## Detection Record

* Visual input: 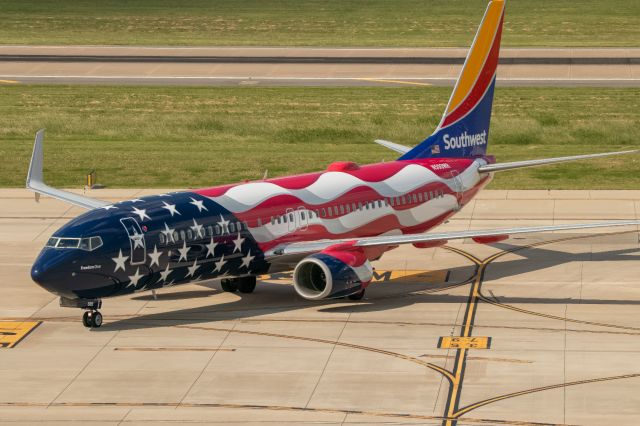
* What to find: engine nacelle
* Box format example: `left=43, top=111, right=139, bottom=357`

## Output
left=293, top=248, right=373, bottom=300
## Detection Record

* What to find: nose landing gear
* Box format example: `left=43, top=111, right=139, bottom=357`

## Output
left=60, top=297, right=104, bottom=329
left=82, top=310, right=103, bottom=328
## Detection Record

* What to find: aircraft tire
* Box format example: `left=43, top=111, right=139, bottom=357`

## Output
left=91, top=311, right=103, bottom=328
left=82, top=311, right=91, bottom=328
left=221, top=279, right=238, bottom=292
left=238, top=276, right=257, bottom=294
left=347, top=289, right=366, bottom=301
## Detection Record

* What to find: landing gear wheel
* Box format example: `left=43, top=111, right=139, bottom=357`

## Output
left=91, top=311, right=103, bottom=328
left=82, top=310, right=103, bottom=328
left=348, top=289, right=366, bottom=301
left=221, top=279, right=238, bottom=292
left=238, top=276, right=257, bottom=294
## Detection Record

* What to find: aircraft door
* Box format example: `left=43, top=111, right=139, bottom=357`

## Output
left=120, top=217, right=147, bottom=265
left=450, top=170, right=464, bottom=211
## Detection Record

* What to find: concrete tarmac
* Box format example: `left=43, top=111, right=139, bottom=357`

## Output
left=1, top=46, right=639, bottom=87
left=1, top=188, right=640, bottom=425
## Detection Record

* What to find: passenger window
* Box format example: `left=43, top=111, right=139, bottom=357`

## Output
left=333, top=206, right=339, bottom=215
left=345, top=204, right=351, bottom=213
left=339, top=205, right=344, bottom=215
left=289, top=213, right=294, bottom=222
left=413, top=194, right=418, bottom=203
left=418, top=192, right=423, bottom=202
left=358, top=202, right=363, bottom=210
left=159, top=233, right=166, bottom=245
left=237, top=222, right=243, bottom=231
left=300, top=211, right=306, bottom=220
left=378, top=200, right=383, bottom=208
left=257, top=218, right=262, bottom=227
left=179, top=230, right=186, bottom=241
left=271, top=216, right=276, bottom=225
left=187, top=229, right=193, bottom=240
left=215, top=225, right=221, bottom=235
left=229, top=222, right=236, bottom=233
left=321, top=208, right=326, bottom=217
left=282, top=215, right=287, bottom=223
left=173, top=231, right=179, bottom=242
left=389, top=198, right=395, bottom=206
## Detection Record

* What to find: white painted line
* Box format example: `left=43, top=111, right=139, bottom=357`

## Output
left=1, top=75, right=639, bottom=82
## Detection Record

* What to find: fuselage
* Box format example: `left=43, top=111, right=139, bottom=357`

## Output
left=30, top=157, right=493, bottom=300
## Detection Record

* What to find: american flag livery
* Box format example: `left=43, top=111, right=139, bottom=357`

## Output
left=195, top=158, right=492, bottom=254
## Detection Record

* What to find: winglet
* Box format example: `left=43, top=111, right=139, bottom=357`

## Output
left=26, top=129, right=45, bottom=202
left=374, top=139, right=411, bottom=155
left=25, top=130, right=110, bottom=210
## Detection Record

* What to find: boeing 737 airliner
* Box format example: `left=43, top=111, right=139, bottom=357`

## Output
left=28, top=0, right=639, bottom=328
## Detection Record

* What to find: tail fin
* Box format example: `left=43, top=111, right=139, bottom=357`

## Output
left=399, top=0, right=505, bottom=160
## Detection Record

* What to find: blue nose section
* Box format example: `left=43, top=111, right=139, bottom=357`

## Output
left=31, top=249, right=77, bottom=298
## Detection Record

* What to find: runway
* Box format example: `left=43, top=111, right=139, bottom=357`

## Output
left=1, top=46, right=639, bottom=87
left=2, top=188, right=640, bottom=425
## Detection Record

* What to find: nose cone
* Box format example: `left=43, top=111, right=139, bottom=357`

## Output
left=31, top=249, right=77, bottom=298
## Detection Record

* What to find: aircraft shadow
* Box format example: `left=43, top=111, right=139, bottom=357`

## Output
left=102, top=239, right=640, bottom=331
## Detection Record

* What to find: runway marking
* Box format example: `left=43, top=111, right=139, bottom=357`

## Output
left=0, top=321, right=41, bottom=348
left=356, top=78, right=433, bottom=86
left=439, top=336, right=491, bottom=349
left=1, top=74, right=639, bottom=82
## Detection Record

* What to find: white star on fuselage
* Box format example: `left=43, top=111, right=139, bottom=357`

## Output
left=217, top=214, right=230, bottom=235
left=112, top=249, right=129, bottom=272
left=186, top=260, right=199, bottom=278
left=127, top=268, right=144, bottom=288
left=213, top=254, right=227, bottom=273
left=131, top=207, right=150, bottom=221
left=232, top=233, right=245, bottom=253
left=240, top=250, right=255, bottom=269
left=178, top=241, right=190, bottom=262
left=159, top=264, right=172, bottom=282
left=205, top=237, right=217, bottom=258
left=161, top=201, right=181, bottom=217
left=190, top=197, right=208, bottom=212
left=130, top=232, right=144, bottom=249
left=161, top=223, right=175, bottom=243
left=148, top=245, right=162, bottom=267
left=102, top=204, right=117, bottom=211
left=191, top=219, right=204, bottom=239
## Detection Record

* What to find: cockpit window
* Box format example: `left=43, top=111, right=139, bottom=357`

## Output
left=57, top=238, right=80, bottom=248
left=45, top=236, right=103, bottom=251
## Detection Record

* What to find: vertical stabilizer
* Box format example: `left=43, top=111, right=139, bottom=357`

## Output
left=399, top=0, right=505, bottom=160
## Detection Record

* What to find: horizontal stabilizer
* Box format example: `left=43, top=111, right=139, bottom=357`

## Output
left=374, top=139, right=411, bottom=154
left=478, top=150, right=639, bottom=173
left=26, top=130, right=110, bottom=210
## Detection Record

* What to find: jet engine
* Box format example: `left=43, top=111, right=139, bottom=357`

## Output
left=293, top=247, right=373, bottom=300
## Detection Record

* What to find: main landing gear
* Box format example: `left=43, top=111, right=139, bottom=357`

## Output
left=220, top=276, right=257, bottom=294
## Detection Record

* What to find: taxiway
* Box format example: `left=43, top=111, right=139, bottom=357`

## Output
left=1, top=189, right=640, bottom=425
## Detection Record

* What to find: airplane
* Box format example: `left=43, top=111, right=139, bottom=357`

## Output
left=28, top=0, right=640, bottom=328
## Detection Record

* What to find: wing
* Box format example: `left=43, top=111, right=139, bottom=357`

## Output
left=26, top=129, right=110, bottom=210
left=265, top=220, right=640, bottom=258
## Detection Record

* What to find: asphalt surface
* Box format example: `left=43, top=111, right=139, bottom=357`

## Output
left=2, top=189, right=640, bottom=425
left=1, top=46, right=639, bottom=87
